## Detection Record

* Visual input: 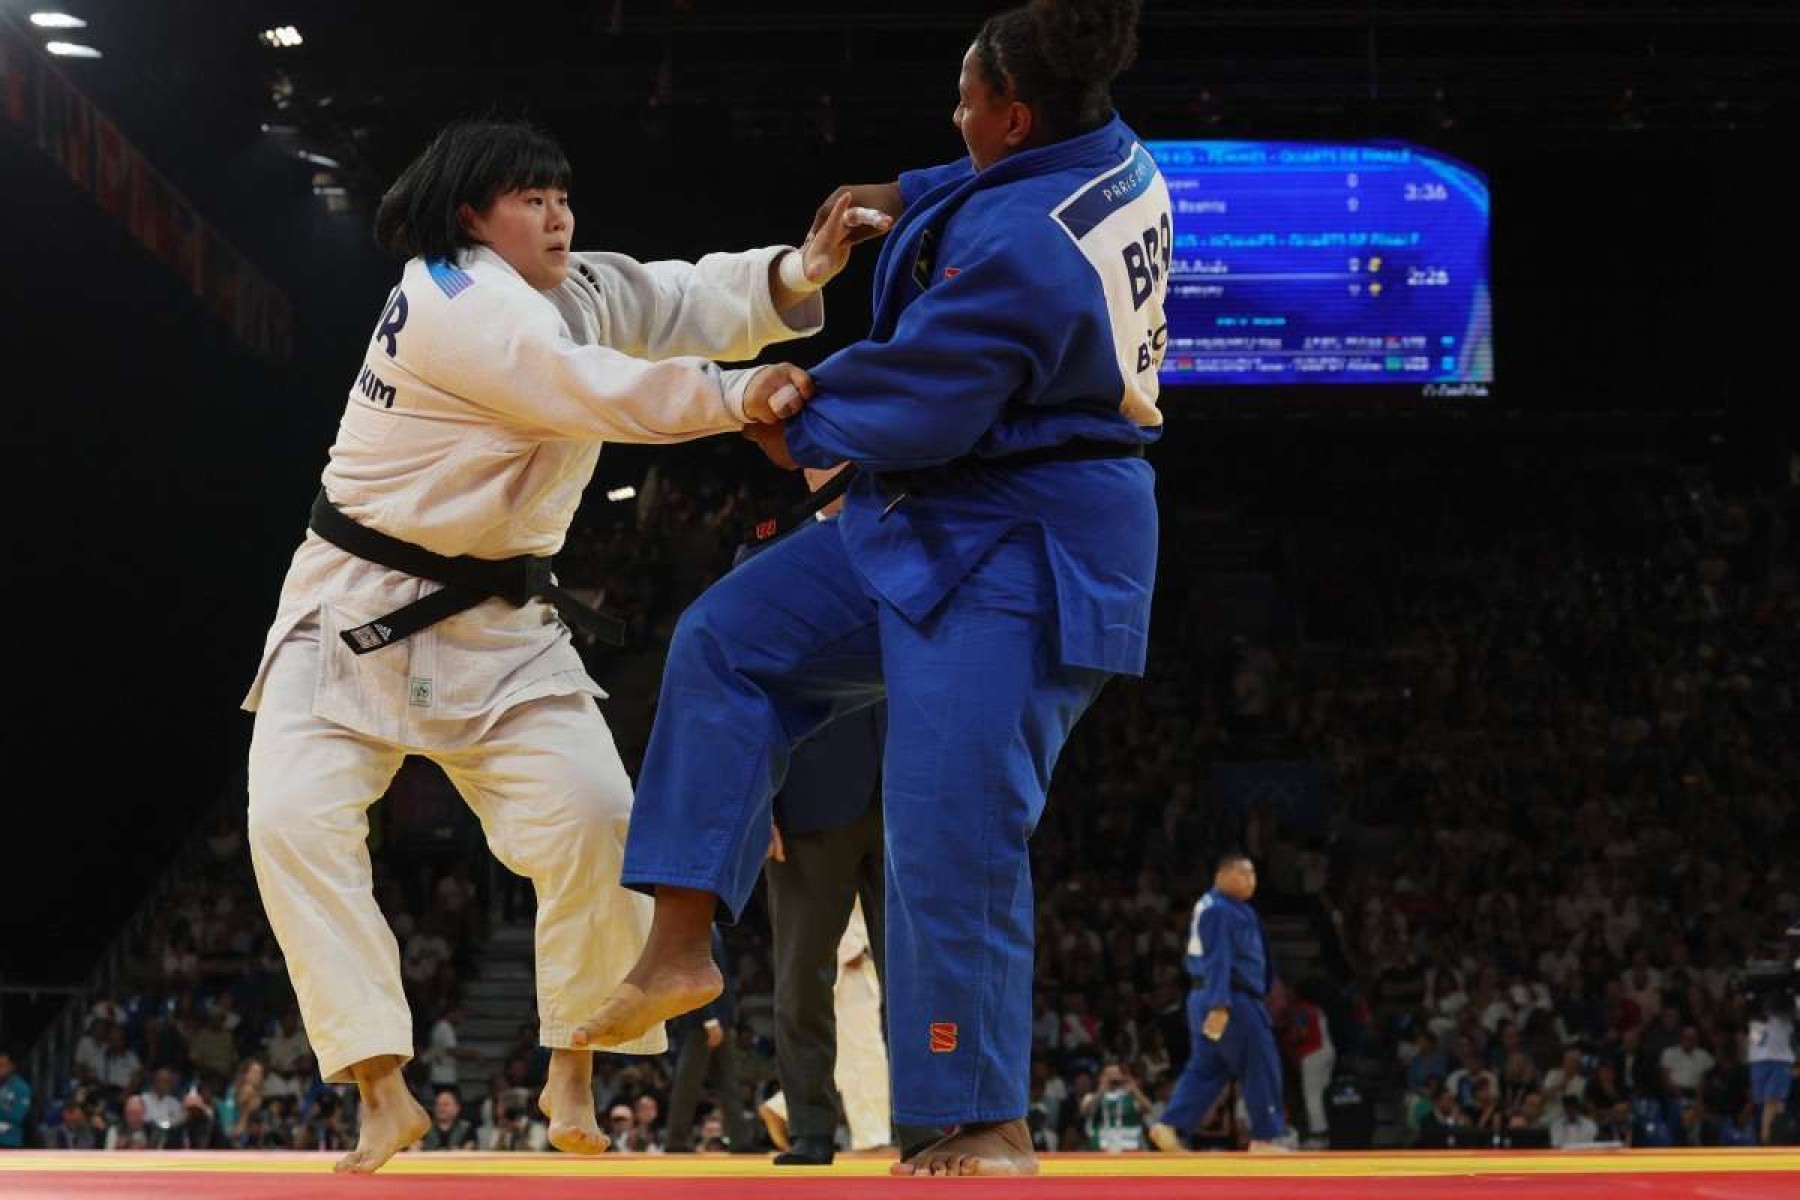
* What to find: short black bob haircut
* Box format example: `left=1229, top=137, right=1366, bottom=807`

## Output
left=373, top=120, right=572, bottom=262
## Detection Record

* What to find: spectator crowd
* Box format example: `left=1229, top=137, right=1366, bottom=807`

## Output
left=8, top=450, right=1796, bottom=1154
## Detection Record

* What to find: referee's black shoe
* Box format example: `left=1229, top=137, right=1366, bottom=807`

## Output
left=772, top=1134, right=836, bottom=1166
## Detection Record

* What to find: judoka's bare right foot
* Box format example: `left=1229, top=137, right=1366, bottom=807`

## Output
left=573, top=886, right=721, bottom=1047
left=1148, top=1122, right=1185, bottom=1152
left=335, top=1056, right=429, bottom=1174
left=539, top=1048, right=610, bottom=1155
left=891, top=1119, right=1038, bottom=1177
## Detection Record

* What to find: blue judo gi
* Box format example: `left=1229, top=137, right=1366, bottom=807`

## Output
left=1161, top=889, right=1288, bottom=1141
left=622, top=114, right=1172, bottom=1127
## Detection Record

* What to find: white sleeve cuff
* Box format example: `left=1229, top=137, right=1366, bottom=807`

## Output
left=719, top=365, right=762, bottom=425
left=777, top=248, right=823, bottom=296
left=762, top=248, right=825, bottom=335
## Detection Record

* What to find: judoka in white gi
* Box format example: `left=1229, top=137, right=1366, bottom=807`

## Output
left=242, top=120, right=886, bottom=1173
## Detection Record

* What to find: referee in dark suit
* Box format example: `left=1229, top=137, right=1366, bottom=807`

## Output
left=766, top=704, right=917, bottom=1164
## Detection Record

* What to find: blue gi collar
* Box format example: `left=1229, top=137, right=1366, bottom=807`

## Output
left=970, top=112, right=1133, bottom=186
left=871, top=114, right=1136, bottom=335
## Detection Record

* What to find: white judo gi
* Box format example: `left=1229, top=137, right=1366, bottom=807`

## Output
left=243, top=243, right=821, bottom=1083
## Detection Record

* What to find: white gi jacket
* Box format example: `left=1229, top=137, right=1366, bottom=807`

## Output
left=244, top=243, right=822, bottom=748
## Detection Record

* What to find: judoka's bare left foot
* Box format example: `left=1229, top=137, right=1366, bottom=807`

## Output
left=573, top=885, right=721, bottom=1048
left=539, top=1048, right=609, bottom=1155
left=890, top=1119, right=1038, bottom=1177
left=335, top=1055, right=429, bottom=1174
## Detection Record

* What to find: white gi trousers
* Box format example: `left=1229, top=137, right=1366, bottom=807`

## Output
left=248, top=619, right=663, bottom=1083
left=1300, top=1045, right=1336, bottom=1135
left=832, top=949, right=892, bottom=1150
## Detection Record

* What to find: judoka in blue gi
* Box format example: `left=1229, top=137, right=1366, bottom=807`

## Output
left=1149, top=852, right=1292, bottom=1152
left=575, top=0, right=1166, bottom=1176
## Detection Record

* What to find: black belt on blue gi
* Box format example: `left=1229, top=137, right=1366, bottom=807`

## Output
left=1193, top=980, right=1267, bottom=1001
left=742, top=437, right=1147, bottom=551
left=307, top=491, right=628, bottom=655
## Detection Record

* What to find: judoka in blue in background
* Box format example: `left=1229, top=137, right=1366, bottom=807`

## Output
left=1150, top=853, right=1291, bottom=1151
left=578, top=0, right=1169, bottom=1177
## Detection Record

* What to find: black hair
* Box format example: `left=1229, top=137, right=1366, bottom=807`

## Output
left=374, top=120, right=572, bottom=261
left=1215, top=848, right=1252, bottom=874
left=974, top=0, right=1142, bottom=142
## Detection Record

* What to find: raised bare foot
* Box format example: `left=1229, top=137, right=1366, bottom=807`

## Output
left=1147, top=1121, right=1184, bottom=1152
left=334, top=1078, right=428, bottom=1173
left=890, top=1119, right=1037, bottom=1177
left=573, top=962, right=721, bottom=1048
left=539, top=1047, right=609, bottom=1155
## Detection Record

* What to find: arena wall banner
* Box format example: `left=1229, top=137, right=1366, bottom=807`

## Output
left=0, top=15, right=294, bottom=363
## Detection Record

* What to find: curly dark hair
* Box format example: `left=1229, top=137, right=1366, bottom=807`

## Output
left=974, top=0, right=1143, bottom=142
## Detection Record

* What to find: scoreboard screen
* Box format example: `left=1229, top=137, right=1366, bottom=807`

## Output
left=1148, top=140, right=1493, bottom=391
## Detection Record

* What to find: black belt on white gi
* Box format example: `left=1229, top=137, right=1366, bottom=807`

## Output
left=307, top=491, right=628, bottom=655
left=741, top=437, right=1147, bottom=552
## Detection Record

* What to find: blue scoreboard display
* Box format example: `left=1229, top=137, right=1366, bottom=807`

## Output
left=1148, top=140, right=1493, bottom=392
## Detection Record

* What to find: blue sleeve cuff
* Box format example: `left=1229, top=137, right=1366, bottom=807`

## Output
left=783, top=411, right=842, bottom=470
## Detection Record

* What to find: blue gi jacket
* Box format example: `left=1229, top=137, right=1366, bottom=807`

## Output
left=1186, top=889, right=1273, bottom=1012
left=786, top=115, right=1171, bottom=675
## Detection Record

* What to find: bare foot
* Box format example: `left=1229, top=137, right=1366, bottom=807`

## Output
left=573, top=966, right=721, bottom=1048
left=759, top=1100, right=791, bottom=1152
left=539, top=1048, right=609, bottom=1155
left=1148, top=1121, right=1184, bottom=1152
left=1248, top=1138, right=1295, bottom=1153
left=890, top=1119, right=1037, bottom=1177
left=574, top=887, right=722, bottom=1048
left=334, top=1057, right=429, bottom=1175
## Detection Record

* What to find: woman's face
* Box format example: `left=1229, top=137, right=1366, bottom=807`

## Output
left=953, top=44, right=1028, bottom=171
left=462, top=187, right=574, bottom=290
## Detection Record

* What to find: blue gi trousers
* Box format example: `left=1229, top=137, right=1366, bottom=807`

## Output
left=1161, top=991, right=1288, bottom=1141
left=622, top=518, right=1107, bottom=1126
